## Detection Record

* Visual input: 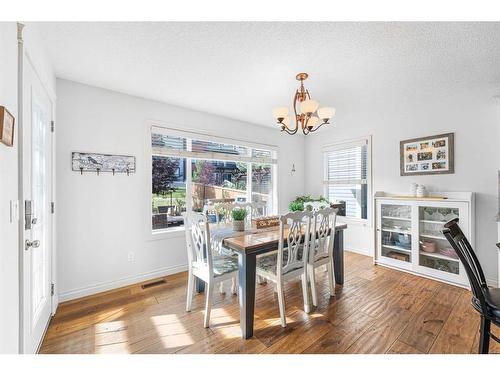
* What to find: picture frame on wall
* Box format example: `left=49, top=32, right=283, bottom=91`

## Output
left=400, top=132, right=454, bottom=176
left=0, top=106, right=15, bottom=147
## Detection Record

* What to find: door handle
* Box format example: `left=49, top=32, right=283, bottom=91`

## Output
left=25, top=239, right=40, bottom=250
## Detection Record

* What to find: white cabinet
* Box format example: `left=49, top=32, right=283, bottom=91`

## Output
left=374, top=192, right=475, bottom=287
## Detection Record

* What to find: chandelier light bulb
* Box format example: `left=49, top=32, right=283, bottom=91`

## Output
left=306, top=116, right=320, bottom=129
left=272, top=106, right=289, bottom=121
left=299, top=99, right=319, bottom=115
left=317, top=107, right=336, bottom=121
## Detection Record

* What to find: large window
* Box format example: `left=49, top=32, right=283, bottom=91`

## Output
left=151, top=126, right=277, bottom=232
left=323, top=138, right=370, bottom=220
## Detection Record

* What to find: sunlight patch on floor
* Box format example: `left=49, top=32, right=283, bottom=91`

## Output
left=94, top=320, right=130, bottom=352
left=150, top=314, right=195, bottom=348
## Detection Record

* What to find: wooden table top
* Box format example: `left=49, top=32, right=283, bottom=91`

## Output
left=222, top=223, right=347, bottom=253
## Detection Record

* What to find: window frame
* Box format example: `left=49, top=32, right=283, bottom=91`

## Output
left=322, top=135, right=372, bottom=226
left=146, top=122, right=279, bottom=240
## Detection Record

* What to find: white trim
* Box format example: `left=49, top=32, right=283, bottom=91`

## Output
left=346, top=247, right=372, bottom=257
left=152, top=146, right=277, bottom=165
left=322, top=137, right=368, bottom=152
left=151, top=123, right=278, bottom=152
left=58, top=264, right=189, bottom=303
left=374, top=261, right=470, bottom=289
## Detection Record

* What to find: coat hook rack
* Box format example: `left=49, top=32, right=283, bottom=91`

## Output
left=72, top=152, right=136, bottom=176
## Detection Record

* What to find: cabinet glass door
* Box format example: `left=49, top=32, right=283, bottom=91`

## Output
left=380, top=204, right=412, bottom=263
left=418, top=206, right=460, bottom=275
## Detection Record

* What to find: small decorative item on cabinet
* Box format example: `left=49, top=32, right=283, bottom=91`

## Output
left=416, top=184, right=427, bottom=197
left=410, top=183, right=418, bottom=196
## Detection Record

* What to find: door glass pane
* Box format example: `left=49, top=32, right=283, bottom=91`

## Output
left=381, top=204, right=412, bottom=263
left=31, top=97, right=48, bottom=320
left=419, top=206, right=460, bottom=274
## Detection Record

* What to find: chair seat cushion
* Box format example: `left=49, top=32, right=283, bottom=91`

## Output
left=218, top=246, right=239, bottom=258
left=472, top=287, right=500, bottom=322
left=256, top=249, right=304, bottom=275
left=194, top=254, right=239, bottom=276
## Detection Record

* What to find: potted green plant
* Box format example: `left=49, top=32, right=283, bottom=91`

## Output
left=231, top=207, right=247, bottom=231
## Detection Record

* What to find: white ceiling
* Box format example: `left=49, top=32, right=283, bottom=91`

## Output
left=35, top=22, right=500, bottom=127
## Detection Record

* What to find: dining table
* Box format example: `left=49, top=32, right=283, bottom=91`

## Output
left=195, top=222, right=348, bottom=339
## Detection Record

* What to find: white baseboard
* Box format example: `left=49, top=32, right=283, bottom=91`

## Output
left=345, top=247, right=372, bottom=257
left=487, top=277, right=498, bottom=288
left=58, top=264, right=188, bottom=303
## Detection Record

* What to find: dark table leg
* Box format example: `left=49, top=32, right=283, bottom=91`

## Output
left=333, top=229, right=344, bottom=284
left=238, top=252, right=257, bottom=339
left=195, top=277, right=205, bottom=293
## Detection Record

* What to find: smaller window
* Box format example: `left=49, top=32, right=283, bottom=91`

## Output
left=323, top=139, right=369, bottom=220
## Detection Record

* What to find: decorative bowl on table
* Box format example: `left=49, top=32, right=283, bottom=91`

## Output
left=420, top=240, right=437, bottom=253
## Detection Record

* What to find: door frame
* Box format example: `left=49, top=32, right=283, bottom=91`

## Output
left=17, top=23, right=57, bottom=354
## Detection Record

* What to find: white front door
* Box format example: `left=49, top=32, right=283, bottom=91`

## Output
left=22, top=58, right=53, bottom=354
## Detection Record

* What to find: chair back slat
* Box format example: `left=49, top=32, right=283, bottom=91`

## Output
left=215, top=203, right=236, bottom=225
left=311, top=208, right=338, bottom=263
left=278, top=211, right=312, bottom=276
left=183, top=211, right=213, bottom=271
left=442, top=218, right=488, bottom=310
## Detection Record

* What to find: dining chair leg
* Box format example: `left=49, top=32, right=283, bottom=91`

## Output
left=231, top=277, right=237, bottom=295
left=204, top=281, right=214, bottom=328
left=276, top=281, right=287, bottom=328
left=479, top=316, right=491, bottom=354
left=327, top=260, right=336, bottom=296
left=301, top=273, right=310, bottom=314
left=309, top=268, right=318, bottom=307
left=186, top=269, right=195, bottom=312
left=219, top=281, right=225, bottom=294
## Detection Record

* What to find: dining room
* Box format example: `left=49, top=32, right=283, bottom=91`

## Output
left=2, top=3, right=500, bottom=370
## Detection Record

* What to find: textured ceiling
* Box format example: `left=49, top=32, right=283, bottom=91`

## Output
left=35, top=22, right=500, bottom=127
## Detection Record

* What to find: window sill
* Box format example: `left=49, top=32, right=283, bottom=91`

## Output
left=148, top=227, right=185, bottom=241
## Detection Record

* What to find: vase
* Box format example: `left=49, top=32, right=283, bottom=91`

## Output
left=416, top=185, right=427, bottom=197
left=410, top=183, right=418, bottom=196
left=233, top=220, right=245, bottom=232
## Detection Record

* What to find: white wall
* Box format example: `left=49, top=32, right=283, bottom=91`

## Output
left=0, top=22, right=20, bottom=354
left=305, top=87, right=499, bottom=284
left=56, top=79, right=305, bottom=301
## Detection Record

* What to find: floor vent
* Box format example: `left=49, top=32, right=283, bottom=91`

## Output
left=141, top=279, right=166, bottom=289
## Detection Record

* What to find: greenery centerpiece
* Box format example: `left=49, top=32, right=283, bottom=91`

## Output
left=288, top=195, right=330, bottom=212
left=231, top=207, right=247, bottom=231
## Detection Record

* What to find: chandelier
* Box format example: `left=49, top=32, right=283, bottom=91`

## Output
left=272, top=73, right=335, bottom=135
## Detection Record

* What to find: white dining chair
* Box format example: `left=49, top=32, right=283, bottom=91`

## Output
left=307, top=207, right=337, bottom=307
left=183, top=211, right=239, bottom=328
left=256, top=211, right=313, bottom=327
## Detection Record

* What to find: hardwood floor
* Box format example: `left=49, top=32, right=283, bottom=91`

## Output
left=40, top=251, right=500, bottom=354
